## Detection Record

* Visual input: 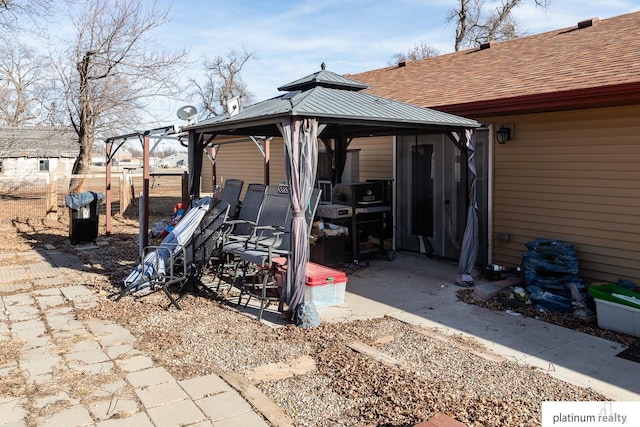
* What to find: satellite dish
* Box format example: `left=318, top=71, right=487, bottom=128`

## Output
left=226, top=97, right=241, bottom=117
left=176, top=105, right=198, bottom=121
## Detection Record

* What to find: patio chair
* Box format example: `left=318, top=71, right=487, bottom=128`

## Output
left=213, top=183, right=267, bottom=290
left=115, top=197, right=230, bottom=309
left=218, top=179, right=243, bottom=219
left=220, top=185, right=291, bottom=300
left=236, top=188, right=321, bottom=320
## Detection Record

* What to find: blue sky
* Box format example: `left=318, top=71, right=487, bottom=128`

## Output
left=155, top=0, right=640, bottom=122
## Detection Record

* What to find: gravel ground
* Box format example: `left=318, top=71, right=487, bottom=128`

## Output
left=1, top=215, right=629, bottom=427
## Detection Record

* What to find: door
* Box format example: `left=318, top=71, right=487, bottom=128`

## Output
left=396, top=134, right=468, bottom=259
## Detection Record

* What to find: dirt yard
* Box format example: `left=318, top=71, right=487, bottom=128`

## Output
left=2, top=204, right=635, bottom=426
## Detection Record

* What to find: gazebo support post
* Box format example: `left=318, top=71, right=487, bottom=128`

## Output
left=105, top=140, right=113, bottom=235
left=142, top=133, right=150, bottom=250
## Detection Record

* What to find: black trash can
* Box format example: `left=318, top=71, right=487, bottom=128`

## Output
left=68, top=192, right=99, bottom=244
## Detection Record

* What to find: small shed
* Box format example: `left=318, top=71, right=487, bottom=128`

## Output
left=0, top=127, right=78, bottom=179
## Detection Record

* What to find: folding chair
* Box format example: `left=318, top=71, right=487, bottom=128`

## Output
left=236, top=188, right=322, bottom=320
left=115, top=197, right=229, bottom=309
left=218, top=179, right=243, bottom=219
left=214, top=183, right=267, bottom=290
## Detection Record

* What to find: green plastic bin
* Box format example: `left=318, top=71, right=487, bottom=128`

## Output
left=588, top=284, right=640, bottom=310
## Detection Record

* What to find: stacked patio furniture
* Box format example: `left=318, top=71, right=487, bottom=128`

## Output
left=116, top=197, right=230, bottom=309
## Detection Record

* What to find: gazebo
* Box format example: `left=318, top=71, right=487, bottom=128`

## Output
left=184, top=65, right=481, bottom=320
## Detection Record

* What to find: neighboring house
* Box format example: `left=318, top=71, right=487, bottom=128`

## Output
left=0, top=127, right=79, bottom=180
left=202, top=11, right=640, bottom=283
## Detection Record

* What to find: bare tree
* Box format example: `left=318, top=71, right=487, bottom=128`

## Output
left=190, top=49, right=254, bottom=118
left=447, top=0, right=551, bottom=51
left=0, top=36, right=52, bottom=126
left=52, top=0, right=188, bottom=193
left=0, top=0, right=50, bottom=33
left=390, top=42, right=441, bottom=65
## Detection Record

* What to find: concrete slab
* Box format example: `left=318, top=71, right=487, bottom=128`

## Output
left=33, top=391, right=78, bottom=410
left=89, top=380, right=129, bottom=399
left=20, top=336, right=52, bottom=350
left=179, top=374, right=233, bottom=400
left=2, top=294, right=35, bottom=306
left=0, top=267, right=27, bottom=286
left=59, top=286, right=96, bottom=303
left=45, top=314, right=86, bottom=334
left=34, top=276, right=70, bottom=288
left=145, top=398, right=207, bottom=427
left=20, top=355, right=62, bottom=378
left=37, top=404, right=94, bottom=427
left=95, top=411, right=154, bottom=427
left=195, top=391, right=253, bottom=421
left=0, top=397, right=26, bottom=424
left=71, top=361, right=115, bottom=375
left=88, top=396, right=139, bottom=421
left=115, top=355, right=154, bottom=373
left=35, top=295, right=66, bottom=309
left=126, top=366, right=174, bottom=388
left=65, top=348, right=111, bottom=365
left=5, top=307, right=39, bottom=322
left=11, top=324, right=47, bottom=340
left=96, top=331, right=137, bottom=347
left=32, top=288, right=63, bottom=296
left=134, top=381, right=189, bottom=408
left=0, top=283, right=32, bottom=293
left=84, top=320, right=132, bottom=337
left=20, top=345, right=58, bottom=362
left=211, top=411, right=269, bottom=427
left=104, top=343, right=139, bottom=360
left=26, top=263, right=59, bottom=279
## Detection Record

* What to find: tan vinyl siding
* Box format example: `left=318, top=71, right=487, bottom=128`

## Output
left=268, top=138, right=288, bottom=186
left=349, top=136, right=393, bottom=180
left=490, top=105, right=640, bottom=283
left=206, top=140, right=266, bottom=196
left=200, top=138, right=289, bottom=197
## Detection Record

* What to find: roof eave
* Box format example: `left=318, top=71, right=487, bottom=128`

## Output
left=435, top=82, right=640, bottom=117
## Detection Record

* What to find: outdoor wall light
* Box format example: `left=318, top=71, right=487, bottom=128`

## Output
left=496, top=125, right=513, bottom=144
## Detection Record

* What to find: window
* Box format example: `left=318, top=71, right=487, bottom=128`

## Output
left=39, top=159, right=50, bottom=172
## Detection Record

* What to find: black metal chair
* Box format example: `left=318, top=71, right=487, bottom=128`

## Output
left=214, top=183, right=267, bottom=291
left=236, top=188, right=322, bottom=320
left=218, top=179, right=244, bottom=219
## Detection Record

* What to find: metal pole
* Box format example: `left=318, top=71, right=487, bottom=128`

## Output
left=264, top=138, right=270, bottom=185
left=105, top=140, right=113, bottom=235
left=142, top=134, right=150, bottom=249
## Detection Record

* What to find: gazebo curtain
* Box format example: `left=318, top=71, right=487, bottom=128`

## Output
left=278, top=117, right=318, bottom=319
left=456, top=129, right=478, bottom=285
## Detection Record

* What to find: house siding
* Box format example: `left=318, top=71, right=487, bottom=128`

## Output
left=202, top=139, right=271, bottom=196
left=0, top=157, right=75, bottom=180
left=488, top=104, right=640, bottom=282
left=349, top=136, right=394, bottom=181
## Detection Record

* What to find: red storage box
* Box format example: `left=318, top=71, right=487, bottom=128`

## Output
left=274, top=259, right=347, bottom=307
left=305, top=262, right=348, bottom=307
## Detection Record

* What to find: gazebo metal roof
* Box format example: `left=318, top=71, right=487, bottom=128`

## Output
left=184, top=66, right=480, bottom=138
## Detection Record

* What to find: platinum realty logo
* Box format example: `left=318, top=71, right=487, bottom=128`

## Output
left=542, top=402, right=637, bottom=426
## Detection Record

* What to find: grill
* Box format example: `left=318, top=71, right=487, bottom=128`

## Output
left=330, top=182, right=391, bottom=261
left=333, top=182, right=384, bottom=210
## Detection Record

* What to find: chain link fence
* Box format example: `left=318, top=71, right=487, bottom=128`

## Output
left=0, top=172, right=186, bottom=222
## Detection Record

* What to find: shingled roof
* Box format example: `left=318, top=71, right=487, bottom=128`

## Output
left=349, top=11, right=640, bottom=116
left=0, top=127, right=79, bottom=158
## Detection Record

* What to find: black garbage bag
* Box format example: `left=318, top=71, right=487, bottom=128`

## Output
left=65, top=191, right=105, bottom=209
